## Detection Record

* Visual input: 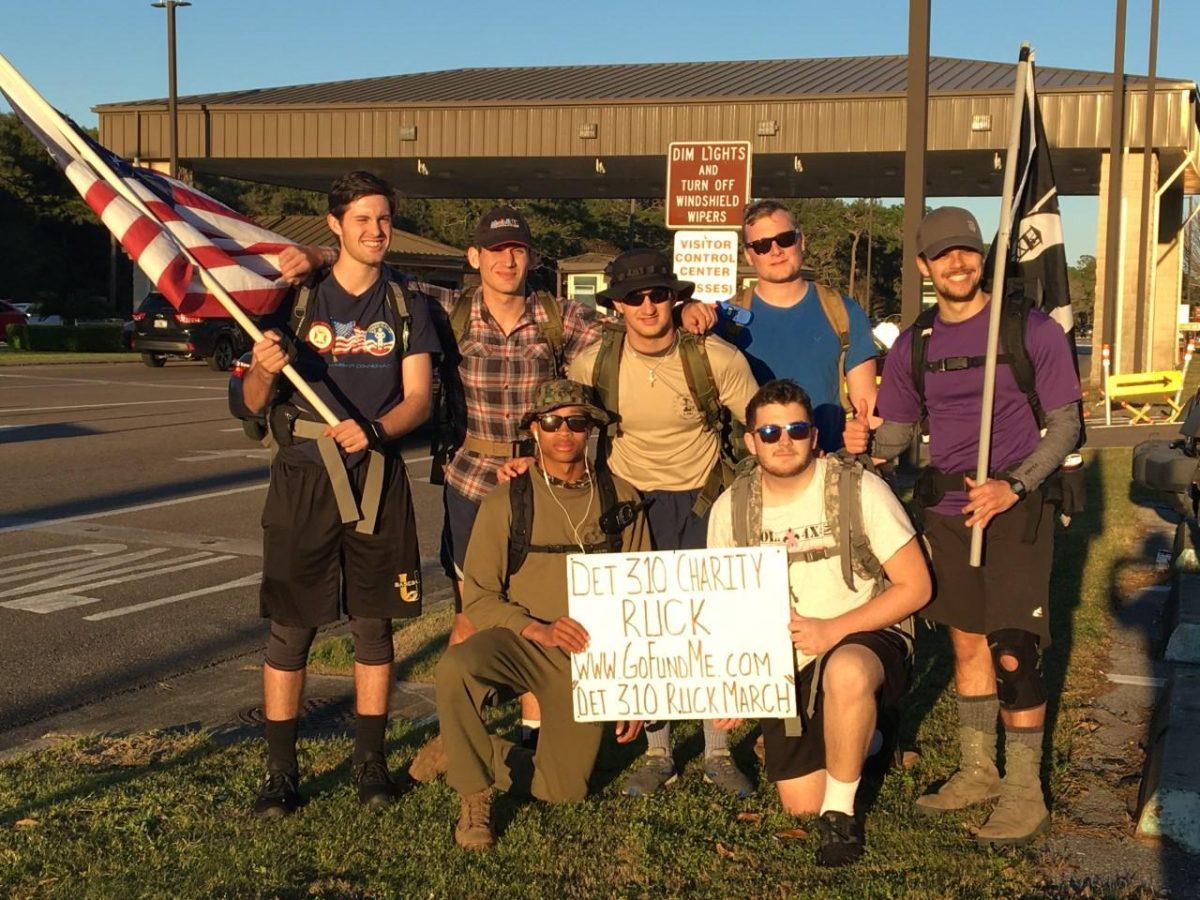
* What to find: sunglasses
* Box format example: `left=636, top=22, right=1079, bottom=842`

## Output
left=537, top=413, right=593, bottom=433
left=754, top=421, right=812, bottom=443
left=616, top=287, right=675, bottom=306
left=745, top=229, right=800, bottom=255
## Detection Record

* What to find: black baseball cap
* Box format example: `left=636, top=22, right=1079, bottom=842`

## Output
left=472, top=204, right=533, bottom=249
left=917, top=206, right=985, bottom=259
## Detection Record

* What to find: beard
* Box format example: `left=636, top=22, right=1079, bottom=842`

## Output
left=758, top=450, right=814, bottom=479
left=933, top=267, right=983, bottom=302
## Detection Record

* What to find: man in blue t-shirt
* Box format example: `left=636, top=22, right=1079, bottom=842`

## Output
left=724, top=200, right=879, bottom=451
left=240, top=171, right=440, bottom=818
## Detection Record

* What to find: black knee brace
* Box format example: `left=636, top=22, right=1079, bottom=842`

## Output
left=351, top=616, right=394, bottom=666
left=265, top=622, right=317, bottom=672
left=987, top=628, right=1046, bottom=711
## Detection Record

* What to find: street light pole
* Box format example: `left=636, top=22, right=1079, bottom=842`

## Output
left=151, top=0, right=190, bottom=179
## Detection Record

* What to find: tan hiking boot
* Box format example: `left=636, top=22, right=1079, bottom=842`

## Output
left=976, top=738, right=1049, bottom=846
left=915, top=725, right=1001, bottom=815
left=455, top=788, right=496, bottom=851
left=408, top=734, right=448, bottom=783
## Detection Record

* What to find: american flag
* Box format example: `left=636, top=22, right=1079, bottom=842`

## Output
left=0, top=57, right=295, bottom=319
left=332, top=321, right=366, bottom=355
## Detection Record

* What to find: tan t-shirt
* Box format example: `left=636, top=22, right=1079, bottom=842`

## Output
left=706, top=458, right=916, bottom=670
left=463, top=468, right=652, bottom=632
left=568, top=333, right=758, bottom=492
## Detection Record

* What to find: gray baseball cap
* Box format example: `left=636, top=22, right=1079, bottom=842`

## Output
left=917, top=206, right=985, bottom=258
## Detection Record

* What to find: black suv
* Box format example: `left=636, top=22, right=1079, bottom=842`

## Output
left=131, top=292, right=251, bottom=371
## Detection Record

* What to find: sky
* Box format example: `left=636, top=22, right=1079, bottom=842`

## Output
left=2, top=0, right=1197, bottom=263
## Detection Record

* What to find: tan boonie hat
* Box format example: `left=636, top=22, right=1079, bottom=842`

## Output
left=520, top=379, right=611, bottom=429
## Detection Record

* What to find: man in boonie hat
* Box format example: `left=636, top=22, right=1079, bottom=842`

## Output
left=571, top=248, right=760, bottom=799
left=426, top=378, right=652, bottom=849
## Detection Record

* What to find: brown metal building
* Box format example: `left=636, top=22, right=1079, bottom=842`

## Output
left=96, top=55, right=1200, bottom=372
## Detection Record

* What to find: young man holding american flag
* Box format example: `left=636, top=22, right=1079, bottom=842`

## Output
left=241, top=171, right=441, bottom=817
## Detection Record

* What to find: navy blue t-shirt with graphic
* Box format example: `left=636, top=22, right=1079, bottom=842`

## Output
left=270, top=271, right=441, bottom=467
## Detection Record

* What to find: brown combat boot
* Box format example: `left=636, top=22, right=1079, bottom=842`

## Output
left=976, top=732, right=1050, bottom=846
left=915, top=724, right=1002, bottom=814
left=408, top=733, right=448, bottom=783
left=455, top=788, right=496, bottom=851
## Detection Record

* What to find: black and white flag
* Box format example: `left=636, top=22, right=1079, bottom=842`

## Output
left=989, top=48, right=1074, bottom=335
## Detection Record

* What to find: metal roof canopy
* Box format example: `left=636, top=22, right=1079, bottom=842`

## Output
left=95, top=55, right=1200, bottom=199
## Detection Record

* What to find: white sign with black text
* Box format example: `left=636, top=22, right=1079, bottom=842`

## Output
left=672, top=230, right=739, bottom=304
left=567, top=547, right=796, bottom=723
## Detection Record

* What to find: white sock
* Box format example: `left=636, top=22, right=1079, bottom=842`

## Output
left=520, top=718, right=541, bottom=730
left=819, top=773, right=861, bottom=816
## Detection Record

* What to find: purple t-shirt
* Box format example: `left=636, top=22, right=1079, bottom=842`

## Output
left=877, top=303, right=1081, bottom=516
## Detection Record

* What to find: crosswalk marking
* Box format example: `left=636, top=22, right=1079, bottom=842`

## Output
left=86, top=573, right=261, bottom=621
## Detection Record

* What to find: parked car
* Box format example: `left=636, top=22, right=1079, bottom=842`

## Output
left=0, top=299, right=28, bottom=342
left=131, top=292, right=251, bottom=370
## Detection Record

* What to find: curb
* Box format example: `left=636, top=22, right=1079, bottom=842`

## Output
left=1136, top=563, right=1200, bottom=850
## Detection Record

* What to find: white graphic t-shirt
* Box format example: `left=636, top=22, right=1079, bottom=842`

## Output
left=707, top=457, right=916, bottom=669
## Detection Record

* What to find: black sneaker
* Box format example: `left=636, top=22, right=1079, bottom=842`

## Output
left=815, top=811, right=864, bottom=867
left=253, top=769, right=300, bottom=819
left=353, top=755, right=399, bottom=808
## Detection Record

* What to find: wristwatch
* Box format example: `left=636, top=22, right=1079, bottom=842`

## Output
left=1004, top=476, right=1027, bottom=500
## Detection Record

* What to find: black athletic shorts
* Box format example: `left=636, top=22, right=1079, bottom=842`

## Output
left=921, top=501, right=1054, bottom=644
left=260, top=454, right=422, bottom=627
left=761, top=629, right=910, bottom=783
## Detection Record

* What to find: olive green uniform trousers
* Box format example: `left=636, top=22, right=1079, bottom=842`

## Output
left=436, top=627, right=605, bottom=803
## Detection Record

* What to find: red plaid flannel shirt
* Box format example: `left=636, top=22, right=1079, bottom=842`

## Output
left=438, top=289, right=604, bottom=502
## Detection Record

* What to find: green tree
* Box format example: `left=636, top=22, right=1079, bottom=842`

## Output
left=1067, top=254, right=1096, bottom=328
left=0, top=113, right=117, bottom=317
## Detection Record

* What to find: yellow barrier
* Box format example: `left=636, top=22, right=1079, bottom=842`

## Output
left=1105, top=370, right=1184, bottom=424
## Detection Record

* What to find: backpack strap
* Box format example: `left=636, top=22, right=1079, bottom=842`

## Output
left=678, top=332, right=725, bottom=435
left=597, top=468, right=622, bottom=553
left=534, top=291, right=567, bottom=371
left=449, top=290, right=474, bottom=346
left=729, top=465, right=761, bottom=548
left=592, top=325, right=625, bottom=468
left=507, top=470, right=534, bottom=579
left=288, top=279, right=317, bottom=345
left=999, top=300, right=1046, bottom=429
left=715, top=284, right=757, bottom=342
left=678, top=332, right=738, bottom=516
left=384, top=269, right=412, bottom=355
left=909, top=306, right=939, bottom=431
left=813, top=282, right=853, bottom=413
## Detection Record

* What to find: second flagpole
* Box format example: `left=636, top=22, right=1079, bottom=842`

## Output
left=969, top=44, right=1032, bottom=567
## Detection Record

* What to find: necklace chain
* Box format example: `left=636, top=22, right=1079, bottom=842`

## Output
left=626, top=334, right=678, bottom=386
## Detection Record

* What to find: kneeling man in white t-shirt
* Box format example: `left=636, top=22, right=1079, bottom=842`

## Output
left=708, top=378, right=931, bottom=867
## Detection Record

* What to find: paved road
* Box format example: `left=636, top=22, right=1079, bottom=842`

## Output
left=0, top=361, right=450, bottom=733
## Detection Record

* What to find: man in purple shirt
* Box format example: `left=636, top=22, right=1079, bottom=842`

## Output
left=844, top=207, right=1081, bottom=846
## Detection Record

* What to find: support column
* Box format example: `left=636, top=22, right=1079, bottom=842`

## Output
left=1094, top=150, right=1163, bottom=378
left=1153, top=183, right=1186, bottom=369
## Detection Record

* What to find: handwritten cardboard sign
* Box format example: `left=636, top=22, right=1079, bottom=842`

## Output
left=567, top=547, right=796, bottom=723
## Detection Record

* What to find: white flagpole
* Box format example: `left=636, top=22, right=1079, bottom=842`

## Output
left=0, top=54, right=339, bottom=427
left=970, top=45, right=1032, bottom=567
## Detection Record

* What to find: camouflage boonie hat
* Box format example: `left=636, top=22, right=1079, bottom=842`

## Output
left=520, top=379, right=612, bottom=429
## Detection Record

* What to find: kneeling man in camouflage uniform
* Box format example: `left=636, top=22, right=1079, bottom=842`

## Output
left=424, top=380, right=650, bottom=849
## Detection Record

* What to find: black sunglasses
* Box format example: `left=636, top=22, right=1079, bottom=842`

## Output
left=745, top=229, right=800, bottom=255
left=537, top=413, right=593, bottom=433
left=754, top=421, right=812, bottom=443
left=616, top=287, right=675, bottom=306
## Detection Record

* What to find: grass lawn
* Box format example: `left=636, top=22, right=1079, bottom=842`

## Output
left=0, top=348, right=139, bottom=365
left=0, top=450, right=1149, bottom=898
